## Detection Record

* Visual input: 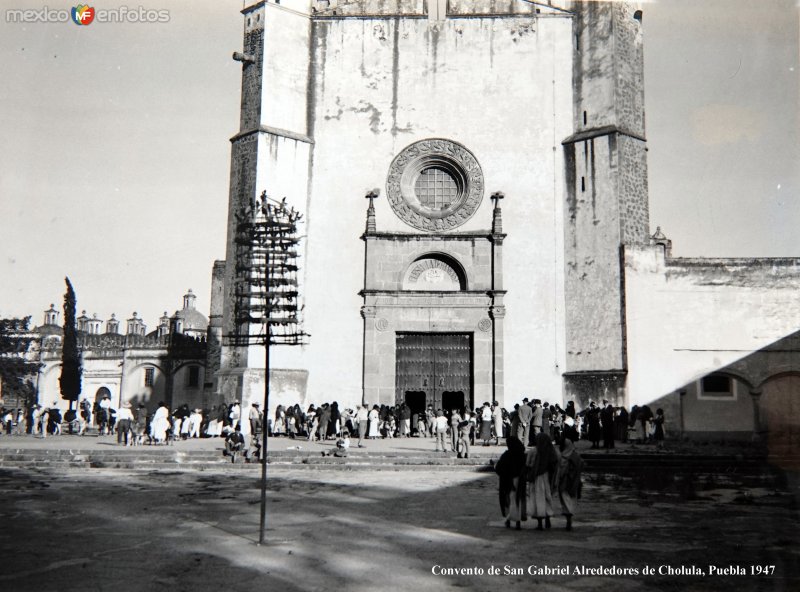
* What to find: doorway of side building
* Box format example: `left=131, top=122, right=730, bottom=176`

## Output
left=94, top=386, right=111, bottom=403
left=395, top=332, right=473, bottom=412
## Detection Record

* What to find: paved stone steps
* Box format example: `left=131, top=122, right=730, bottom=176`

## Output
left=0, top=448, right=787, bottom=480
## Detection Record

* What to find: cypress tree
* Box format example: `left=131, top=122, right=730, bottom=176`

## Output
left=59, top=277, right=82, bottom=411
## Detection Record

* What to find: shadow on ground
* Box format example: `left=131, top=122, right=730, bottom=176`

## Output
left=0, top=465, right=797, bottom=592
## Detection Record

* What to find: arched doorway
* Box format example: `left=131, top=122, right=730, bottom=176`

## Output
left=94, top=386, right=112, bottom=403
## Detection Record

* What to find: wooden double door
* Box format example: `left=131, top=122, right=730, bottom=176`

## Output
left=395, top=333, right=472, bottom=415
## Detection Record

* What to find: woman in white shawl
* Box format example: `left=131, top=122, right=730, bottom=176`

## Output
left=150, top=402, right=170, bottom=444
left=524, top=432, right=559, bottom=530
left=367, top=405, right=380, bottom=439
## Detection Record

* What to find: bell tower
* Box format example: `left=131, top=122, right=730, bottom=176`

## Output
left=217, top=0, right=313, bottom=406
left=562, top=1, right=649, bottom=407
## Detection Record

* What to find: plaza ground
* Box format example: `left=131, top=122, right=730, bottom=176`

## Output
left=0, top=434, right=797, bottom=591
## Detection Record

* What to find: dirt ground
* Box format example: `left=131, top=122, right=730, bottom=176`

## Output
left=0, top=465, right=797, bottom=592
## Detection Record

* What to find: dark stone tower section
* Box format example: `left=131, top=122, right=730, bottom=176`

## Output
left=220, top=4, right=266, bottom=374
left=562, top=1, right=649, bottom=407
left=217, top=2, right=313, bottom=406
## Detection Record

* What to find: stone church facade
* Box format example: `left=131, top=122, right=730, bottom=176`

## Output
left=33, top=291, right=209, bottom=414
left=207, top=0, right=799, bottom=443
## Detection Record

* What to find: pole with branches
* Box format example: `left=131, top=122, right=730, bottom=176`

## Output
left=229, top=191, right=309, bottom=545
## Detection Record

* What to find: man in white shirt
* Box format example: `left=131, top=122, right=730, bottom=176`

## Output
left=116, top=402, right=134, bottom=446
left=356, top=405, right=369, bottom=448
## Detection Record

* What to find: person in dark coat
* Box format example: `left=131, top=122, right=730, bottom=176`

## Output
left=516, top=398, right=533, bottom=445
left=558, top=437, right=583, bottom=531
left=601, top=402, right=615, bottom=450
left=586, top=403, right=601, bottom=449
left=327, top=402, right=340, bottom=438
left=615, top=407, right=629, bottom=443
left=653, top=408, right=666, bottom=449
left=494, top=436, right=527, bottom=530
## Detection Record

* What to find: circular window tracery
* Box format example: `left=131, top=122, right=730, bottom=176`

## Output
left=386, top=139, right=484, bottom=232
left=414, top=167, right=459, bottom=211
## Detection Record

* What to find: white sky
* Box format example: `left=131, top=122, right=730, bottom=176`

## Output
left=0, top=0, right=798, bottom=327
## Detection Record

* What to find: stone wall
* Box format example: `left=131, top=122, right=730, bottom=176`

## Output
left=297, top=12, right=573, bottom=408
left=625, top=246, right=800, bottom=413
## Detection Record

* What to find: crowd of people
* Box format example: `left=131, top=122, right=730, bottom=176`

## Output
left=0, top=396, right=666, bottom=454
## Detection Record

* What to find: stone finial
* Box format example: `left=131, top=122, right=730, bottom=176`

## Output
left=491, top=191, right=505, bottom=235
left=365, top=189, right=379, bottom=233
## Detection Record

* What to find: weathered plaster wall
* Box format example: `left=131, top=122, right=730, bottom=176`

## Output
left=563, top=134, right=624, bottom=372
left=625, top=246, right=800, bottom=415
left=289, top=13, right=573, bottom=410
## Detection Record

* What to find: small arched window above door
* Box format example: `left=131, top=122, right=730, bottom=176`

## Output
left=402, top=254, right=466, bottom=291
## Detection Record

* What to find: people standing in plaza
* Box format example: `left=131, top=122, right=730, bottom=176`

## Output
left=638, top=405, right=653, bottom=443
left=615, top=406, right=629, bottom=443
left=368, top=405, right=380, bottom=440
left=151, top=401, right=170, bottom=444
left=494, top=436, right=527, bottom=530
left=531, top=399, right=543, bottom=441
left=273, top=404, right=286, bottom=436
left=188, top=409, right=202, bottom=438
left=525, top=432, right=559, bottom=530
left=306, top=405, right=318, bottom=441
left=317, top=403, right=331, bottom=441
left=562, top=416, right=579, bottom=444
left=541, top=402, right=552, bottom=439
left=516, top=398, right=533, bottom=445
left=399, top=402, right=411, bottom=437
left=116, top=402, right=133, bottom=445
left=39, top=406, right=49, bottom=438
left=492, top=402, right=503, bottom=445
left=16, top=408, right=26, bottom=435
left=229, top=400, right=241, bottom=431
left=558, top=437, right=583, bottom=531
left=601, top=401, right=615, bottom=450
left=249, top=403, right=262, bottom=437
left=133, top=403, right=148, bottom=445
left=449, top=408, right=462, bottom=452
left=479, top=402, right=493, bottom=446
left=99, top=394, right=112, bottom=435
left=49, top=405, right=62, bottom=435
left=79, top=397, right=91, bottom=435
left=456, top=417, right=470, bottom=458
left=434, top=409, right=448, bottom=452
left=356, top=404, right=368, bottom=447
left=653, top=408, right=666, bottom=449
left=1, top=407, right=12, bottom=435
left=586, top=402, right=601, bottom=449
left=328, top=401, right=341, bottom=438
left=426, top=405, right=436, bottom=438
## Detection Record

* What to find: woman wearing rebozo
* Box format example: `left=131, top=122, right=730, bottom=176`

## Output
left=494, top=436, right=527, bottom=530
left=525, top=432, right=560, bottom=530
left=557, top=437, right=583, bottom=531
